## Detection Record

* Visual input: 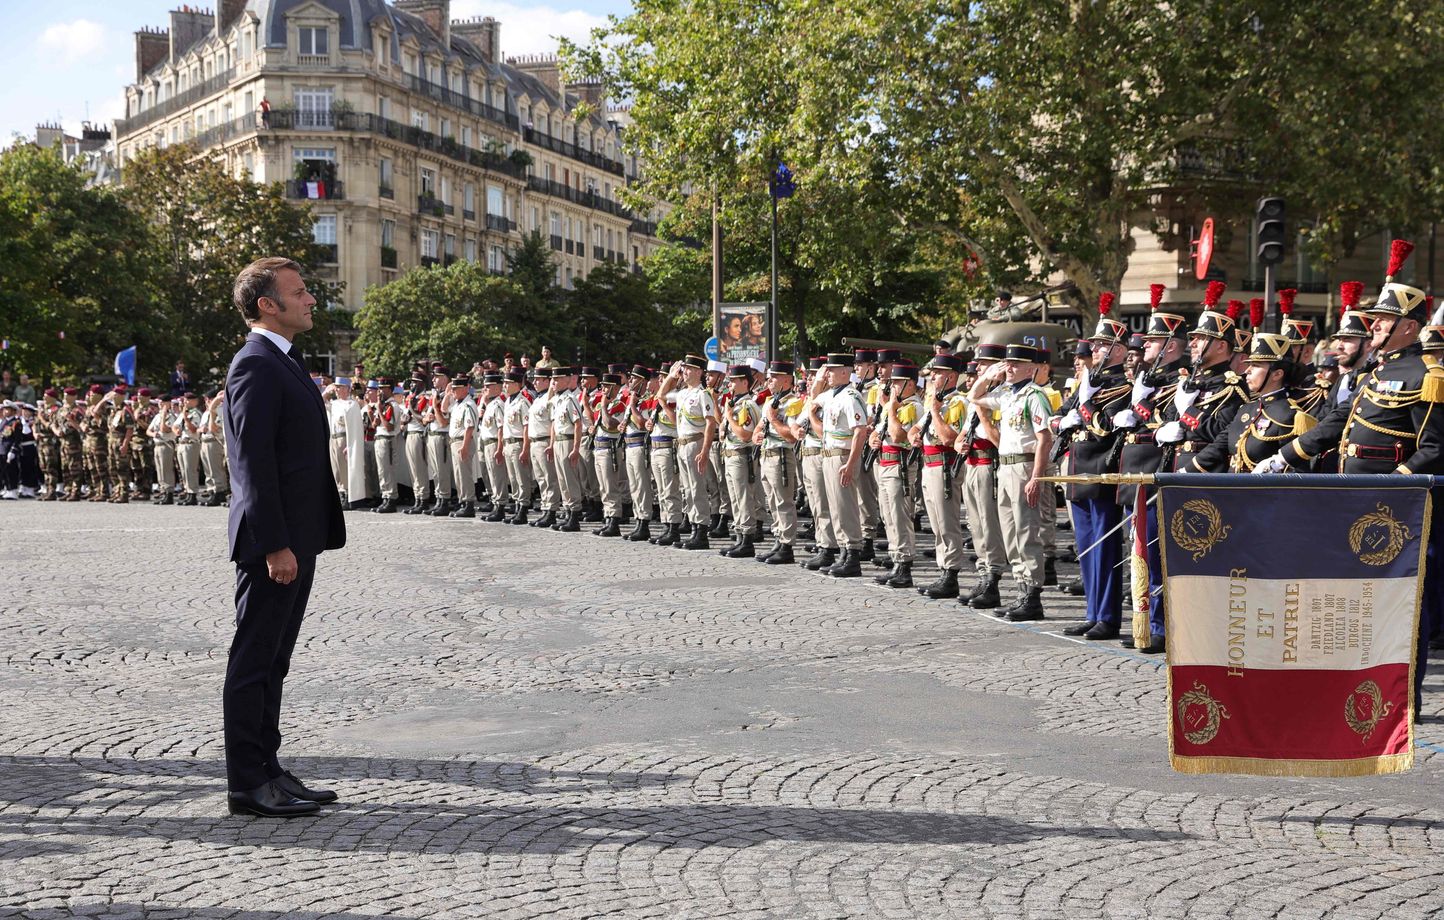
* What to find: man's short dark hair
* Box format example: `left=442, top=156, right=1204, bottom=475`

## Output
left=233, top=257, right=302, bottom=323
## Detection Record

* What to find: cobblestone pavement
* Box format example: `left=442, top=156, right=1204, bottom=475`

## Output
left=4, top=503, right=1444, bottom=920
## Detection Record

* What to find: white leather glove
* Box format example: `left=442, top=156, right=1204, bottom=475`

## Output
left=1112, top=409, right=1139, bottom=428
left=1252, top=453, right=1288, bottom=474
left=1076, top=368, right=1098, bottom=404
left=1172, top=383, right=1200, bottom=415
left=1130, top=374, right=1156, bottom=408
left=1155, top=421, right=1184, bottom=444
left=1057, top=409, right=1083, bottom=431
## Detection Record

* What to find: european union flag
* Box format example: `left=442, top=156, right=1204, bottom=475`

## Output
left=115, top=346, right=137, bottom=386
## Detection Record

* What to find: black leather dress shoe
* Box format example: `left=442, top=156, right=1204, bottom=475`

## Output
left=227, top=780, right=321, bottom=818
left=1061, top=623, right=1092, bottom=637
left=1084, top=622, right=1121, bottom=640
left=274, top=771, right=338, bottom=804
left=1139, top=637, right=1166, bottom=655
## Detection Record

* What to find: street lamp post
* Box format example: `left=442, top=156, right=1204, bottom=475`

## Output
left=769, top=161, right=796, bottom=365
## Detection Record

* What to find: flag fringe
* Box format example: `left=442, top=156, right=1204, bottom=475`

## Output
left=1171, top=752, right=1414, bottom=777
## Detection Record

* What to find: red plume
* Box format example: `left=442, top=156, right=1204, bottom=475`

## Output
left=1149, top=283, right=1165, bottom=311
left=1277, top=288, right=1297, bottom=316
left=1339, top=280, right=1364, bottom=310
left=1249, top=298, right=1265, bottom=328
left=1226, top=299, right=1244, bottom=322
left=1098, top=291, right=1116, bottom=316
left=1387, top=239, right=1415, bottom=279
left=1203, top=280, right=1226, bottom=308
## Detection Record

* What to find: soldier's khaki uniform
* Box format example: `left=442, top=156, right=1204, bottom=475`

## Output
left=857, top=379, right=885, bottom=540
left=961, top=399, right=1008, bottom=578
left=503, top=390, right=534, bottom=506
left=759, top=392, right=804, bottom=546
left=527, top=389, right=558, bottom=513
left=920, top=388, right=967, bottom=571
left=624, top=390, right=655, bottom=520
left=448, top=394, right=478, bottom=503
left=649, top=393, right=683, bottom=525
left=799, top=391, right=835, bottom=551
left=149, top=406, right=178, bottom=499
left=821, top=383, right=868, bottom=550
left=177, top=405, right=204, bottom=498
left=373, top=400, right=400, bottom=500
left=428, top=394, right=453, bottom=501
left=200, top=404, right=228, bottom=496
left=403, top=400, right=431, bottom=500
left=975, top=381, right=1053, bottom=590
left=675, top=384, right=716, bottom=526
left=877, top=392, right=925, bottom=565
left=591, top=392, right=628, bottom=519
left=550, top=387, right=584, bottom=514
left=721, top=390, right=762, bottom=536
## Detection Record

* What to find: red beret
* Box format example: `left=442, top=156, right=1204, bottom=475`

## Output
left=63, top=387, right=78, bottom=395
left=43, top=388, right=58, bottom=398
left=137, top=388, right=152, bottom=397
left=89, top=384, right=104, bottom=394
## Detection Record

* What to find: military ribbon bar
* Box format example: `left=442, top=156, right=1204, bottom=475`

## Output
left=1158, top=473, right=1428, bottom=776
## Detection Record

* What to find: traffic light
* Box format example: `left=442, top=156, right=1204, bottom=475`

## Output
left=1255, top=196, right=1286, bottom=266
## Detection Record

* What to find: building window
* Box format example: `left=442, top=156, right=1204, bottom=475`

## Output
left=550, top=211, right=561, bottom=236
left=465, top=239, right=477, bottom=263
left=487, top=185, right=504, bottom=217
left=420, top=229, right=439, bottom=259
left=440, top=118, right=451, bottom=139
left=488, top=246, right=504, bottom=272
left=381, top=219, right=395, bottom=248
left=411, top=109, right=428, bottom=131
left=445, top=234, right=456, bottom=258
left=294, top=88, right=334, bottom=129
left=298, top=27, right=329, bottom=56
left=312, top=214, right=337, bottom=245
left=419, top=167, right=436, bottom=198
left=440, top=176, right=451, bottom=206
left=461, top=125, right=472, bottom=148
left=464, top=183, right=475, bottom=214
left=242, top=154, right=254, bottom=176
left=379, top=157, right=393, bottom=191
left=378, top=95, right=391, bottom=120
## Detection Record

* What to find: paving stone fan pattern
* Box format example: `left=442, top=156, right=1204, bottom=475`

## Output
left=3, top=504, right=1444, bottom=919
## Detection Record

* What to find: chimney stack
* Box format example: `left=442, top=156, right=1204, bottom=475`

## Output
left=568, top=79, right=606, bottom=109
left=508, top=54, right=561, bottom=97
left=134, top=27, right=171, bottom=81
left=217, top=0, right=246, bottom=33
left=396, top=0, right=450, bottom=47
left=169, top=6, right=214, bottom=64
left=451, top=16, right=500, bottom=63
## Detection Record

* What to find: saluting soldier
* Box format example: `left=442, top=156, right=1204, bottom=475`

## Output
left=477, top=373, right=510, bottom=522
left=578, top=366, right=603, bottom=523
left=103, top=384, right=134, bottom=503
left=500, top=369, right=534, bottom=525
left=957, top=343, right=1009, bottom=608
left=445, top=374, right=478, bottom=518
left=646, top=363, right=687, bottom=546
left=1276, top=288, right=1329, bottom=417
left=371, top=378, right=401, bottom=514
left=199, top=389, right=230, bottom=506
left=58, top=388, right=86, bottom=501
left=547, top=366, right=585, bottom=532
left=1054, top=293, right=1134, bottom=639
left=150, top=395, right=179, bottom=504
left=82, top=385, right=110, bottom=501
left=525, top=367, right=559, bottom=529
left=853, top=348, right=883, bottom=561
left=402, top=378, right=433, bottom=514
left=795, top=357, right=838, bottom=570
left=623, top=366, right=658, bottom=542
left=871, top=361, right=924, bottom=587
left=912, top=353, right=968, bottom=598
left=590, top=372, right=629, bottom=537
left=36, top=389, right=62, bottom=500
left=662, top=355, right=717, bottom=550
left=814, top=353, right=870, bottom=577
left=176, top=390, right=204, bottom=505
left=718, top=364, right=763, bottom=558
left=703, top=361, right=731, bottom=538
left=1155, top=285, right=1249, bottom=474
left=752, top=360, right=805, bottom=565
left=425, top=365, right=456, bottom=516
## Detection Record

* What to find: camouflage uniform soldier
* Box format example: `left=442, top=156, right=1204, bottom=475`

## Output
left=83, top=385, right=110, bottom=501
left=36, top=389, right=62, bottom=500
left=129, top=389, right=157, bottom=501
left=104, top=386, right=134, bottom=503
left=58, top=388, right=86, bottom=500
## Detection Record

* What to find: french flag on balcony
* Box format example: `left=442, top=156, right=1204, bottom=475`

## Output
left=306, top=181, right=326, bottom=199
left=1159, top=474, right=1426, bottom=776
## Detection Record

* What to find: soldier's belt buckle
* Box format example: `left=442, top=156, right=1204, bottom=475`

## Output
left=1345, top=444, right=1358, bottom=457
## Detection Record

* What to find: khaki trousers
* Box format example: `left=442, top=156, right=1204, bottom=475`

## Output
left=962, top=462, right=1008, bottom=574
left=375, top=436, right=397, bottom=499
left=178, top=440, right=203, bottom=494
left=857, top=464, right=881, bottom=539
left=553, top=439, right=583, bottom=511
left=877, top=460, right=916, bottom=563
left=996, top=460, right=1045, bottom=588
left=580, top=438, right=600, bottom=500
left=1040, top=461, right=1058, bottom=559
left=593, top=440, right=627, bottom=517
left=450, top=440, right=475, bottom=501
left=405, top=431, right=431, bottom=497
left=801, top=450, right=835, bottom=549
left=480, top=440, right=508, bottom=506
left=650, top=445, right=683, bottom=523
left=531, top=439, right=558, bottom=510
left=504, top=442, right=534, bottom=505
left=822, top=452, right=862, bottom=550
left=706, top=441, right=726, bottom=517
left=627, top=444, right=654, bottom=517
left=428, top=431, right=453, bottom=498
left=722, top=447, right=760, bottom=531
left=153, top=441, right=177, bottom=490
left=922, top=461, right=964, bottom=571
left=760, top=448, right=799, bottom=545
left=677, top=437, right=709, bottom=524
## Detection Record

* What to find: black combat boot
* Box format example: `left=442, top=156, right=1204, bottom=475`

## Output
left=825, top=549, right=863, bottom=577
left=874, top=538, right=889, bottom=555
left=532, top=509, right=557, bottom=529
left=967, top=572, right=1002, bottom=609
left=450, top=501, right=476, bottom=519
left=765, top=543, right=795, bottom=565
left=678, top=521, right=693, bottom=535
left=484, top=504, right=507, bottom=522
left=403, top=495, right=426, bottom=515
left=1005, top=587, right=1045, bottom=622
left=652, top=523, right=678, bottom=546
left=626, top=518, right=650, bottom=541
left=723, top=533, right=756, bottom=559
left=428, top=497, right=455, bottom=516
left=373, top=498, right=397, bottom=514
left=708, top=514, right=730, bottom=538
left=508, top=505, right=529, bottom=525
left=802, top=547, right=837, bottom=571
left=595, top=516, right=622, bottom=537
left=918, top=568, right=960, bottom=599
left=858, top=539, right=875, bottom=562
left=885, top=561, right=914, bottom=588
left=680, top=525, right=710, bottom=550
left=558, top=508, right=581, bottom=532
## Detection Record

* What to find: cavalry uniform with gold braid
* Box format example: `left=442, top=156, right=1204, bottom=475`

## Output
left=1193, top=334, right=1315, bottom=473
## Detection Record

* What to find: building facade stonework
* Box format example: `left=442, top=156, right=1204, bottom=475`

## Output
left=114, top=0, right=663, bottom=325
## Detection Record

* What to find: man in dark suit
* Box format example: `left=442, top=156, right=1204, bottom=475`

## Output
left=169, top=361, right=191, bottom=399
left=222, top=257, right=346, bottom=818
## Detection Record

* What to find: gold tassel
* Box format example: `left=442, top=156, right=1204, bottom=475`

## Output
left=1292, top=409, right=1318, bottom=437
left=1422, top=371, right=1444, bottom=404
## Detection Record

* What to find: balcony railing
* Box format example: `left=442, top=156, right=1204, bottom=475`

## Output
left=286, top=179, right=345, bottom=200
left=115, top=67, right=236, bottom=136
left=298, top=54, right=330, bottom=67
left=565, top=239, right=576, bottom=255
left=525, top=176, right=634, bottom=220
left=407, top=74, right=519, bottom=131
left=485, top=214, right=516, bottom=233
left=315, top=244, right=339, bottom=264
left=421, top=256, right=441, bottom=268
left=379, top=184, right=394, bottom=199
left=593, top=245, right=606, bottom=260
left=629, top=219, right=659, bottom=237
left=463, top=208, right=476, bottom=221
left=607, top=249, right=619, bottom=263
left=522, top=127, right=625, bottom=176
left=550, top=234, right=563, bottom=251
left=444, top=254, right=458, bottom=267
left=381, top=246, right=398, bottom=269
left=417, top=195, right=454, bottom=217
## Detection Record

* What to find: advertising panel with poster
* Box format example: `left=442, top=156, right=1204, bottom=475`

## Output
left=714, top=302, right=769, bottom=365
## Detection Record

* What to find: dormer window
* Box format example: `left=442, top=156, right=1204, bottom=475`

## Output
left=299, top=26, right=329, bottom=56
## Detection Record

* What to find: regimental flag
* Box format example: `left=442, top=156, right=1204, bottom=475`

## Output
left=1130, top=484, right=1152, bottom=650
left=1159, top=474, right=1426, bottom=776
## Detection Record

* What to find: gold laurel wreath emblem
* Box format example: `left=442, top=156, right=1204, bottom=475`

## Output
left=1169, top=499, right=1233, bottom=562
left=1344, top=680, right=1394, bottom=742
left=1348, top=503, right=1411, bottom=566
left=1176, top=680, right=1231, bottom=745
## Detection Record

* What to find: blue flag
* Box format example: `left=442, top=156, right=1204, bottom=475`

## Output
left=769, top=162, right=796, bottom=199
left=115, top=346, right=137, bottom=386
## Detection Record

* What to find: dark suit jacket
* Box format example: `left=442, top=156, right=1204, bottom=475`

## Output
left=223, top=331, right=345, bottom=563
